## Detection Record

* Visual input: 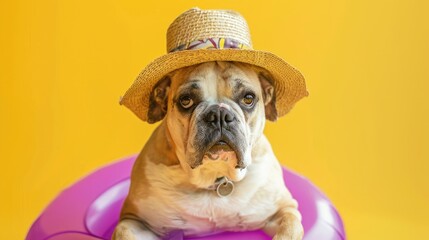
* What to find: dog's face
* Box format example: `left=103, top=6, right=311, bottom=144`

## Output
left=148, top=61, right=277, bottom=188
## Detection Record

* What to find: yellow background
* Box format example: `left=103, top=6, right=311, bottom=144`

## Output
left=1, top=0, right=428, bottom=239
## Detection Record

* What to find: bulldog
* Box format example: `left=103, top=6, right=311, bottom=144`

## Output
left=113, top=61, right=303, bottom=240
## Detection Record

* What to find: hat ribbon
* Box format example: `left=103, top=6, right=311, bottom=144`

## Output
left=169, top=37, right=251, bottom=53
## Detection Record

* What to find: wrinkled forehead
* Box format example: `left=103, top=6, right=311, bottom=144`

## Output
left=170, top=61, right=261, bottom=97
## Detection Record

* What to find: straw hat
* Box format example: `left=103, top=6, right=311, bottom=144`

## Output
left=120, top=7, right=308, bottom=121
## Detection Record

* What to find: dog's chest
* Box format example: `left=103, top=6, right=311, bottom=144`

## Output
left=177, top=192, right=275, bottom=233
left=139, top=162, right=281, bottom=236
left=143, top=189, right=278, bottom=236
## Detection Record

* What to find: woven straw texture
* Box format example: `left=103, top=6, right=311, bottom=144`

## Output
left=167, top=8, right=252, bottom=52
left=120, top=8, right=308, bottom=122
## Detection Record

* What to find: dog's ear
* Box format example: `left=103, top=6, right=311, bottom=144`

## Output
left=258, top=72, right=278, bottom=121
left=147, top=76, right=171, bottom=124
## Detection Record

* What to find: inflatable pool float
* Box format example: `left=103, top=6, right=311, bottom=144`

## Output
left=26, top=155, right=346, bottom=240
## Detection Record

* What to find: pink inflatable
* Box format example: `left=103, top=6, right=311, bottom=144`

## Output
left=26, top=155, right=345, bottom=239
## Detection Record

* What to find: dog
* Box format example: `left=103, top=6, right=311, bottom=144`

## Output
left=113, top=61, right=304, bottom=240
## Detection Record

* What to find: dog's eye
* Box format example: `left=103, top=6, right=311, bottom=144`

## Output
left=179, top=95, right=194, bottom=108
left=242, top=94, right=255, bottom=106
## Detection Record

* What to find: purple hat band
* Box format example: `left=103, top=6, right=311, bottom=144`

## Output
left=169, top=38, right=252, bottom=53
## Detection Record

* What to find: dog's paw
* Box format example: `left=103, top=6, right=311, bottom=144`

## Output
left=112, top=219, right=160, bottom=240
left=112, top=224, right=137, bottom=240
left=272, top=222, right=303, bottom=240
left=273, top=233, right=303, bottom=240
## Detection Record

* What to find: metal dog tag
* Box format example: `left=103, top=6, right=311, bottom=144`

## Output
left=216, top=178, right=234, bottom=197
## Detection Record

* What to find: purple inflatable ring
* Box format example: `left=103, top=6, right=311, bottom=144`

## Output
left=26, top=155, right=346, bottom=240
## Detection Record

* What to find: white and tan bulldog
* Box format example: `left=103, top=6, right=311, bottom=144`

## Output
left=113, top=61, right=303, bottom=240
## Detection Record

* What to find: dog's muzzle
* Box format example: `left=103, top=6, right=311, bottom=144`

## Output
left=190, top=104, right=247, bottom=169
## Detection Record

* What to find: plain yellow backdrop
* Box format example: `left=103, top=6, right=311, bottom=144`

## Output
left=1, top=0, right=428, bottom=239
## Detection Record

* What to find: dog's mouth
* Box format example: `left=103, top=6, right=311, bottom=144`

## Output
left=190, top=132, right=247, bottom=170
left=202, top=140, right=246, bottom=170
left=204, top=141, right=234, bottom=160
left=187, top=138, right=247, bottom=189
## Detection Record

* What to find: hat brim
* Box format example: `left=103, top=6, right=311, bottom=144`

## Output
left=120, top=49, right=308, bottom=121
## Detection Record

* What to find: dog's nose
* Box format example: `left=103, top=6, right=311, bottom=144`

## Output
left=204, top=106, right=236, bottom=128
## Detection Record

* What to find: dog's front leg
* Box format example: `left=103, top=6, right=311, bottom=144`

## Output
left=112, top=219, right=160, bottom=240
left=263, top=199, right=304, bottom=240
